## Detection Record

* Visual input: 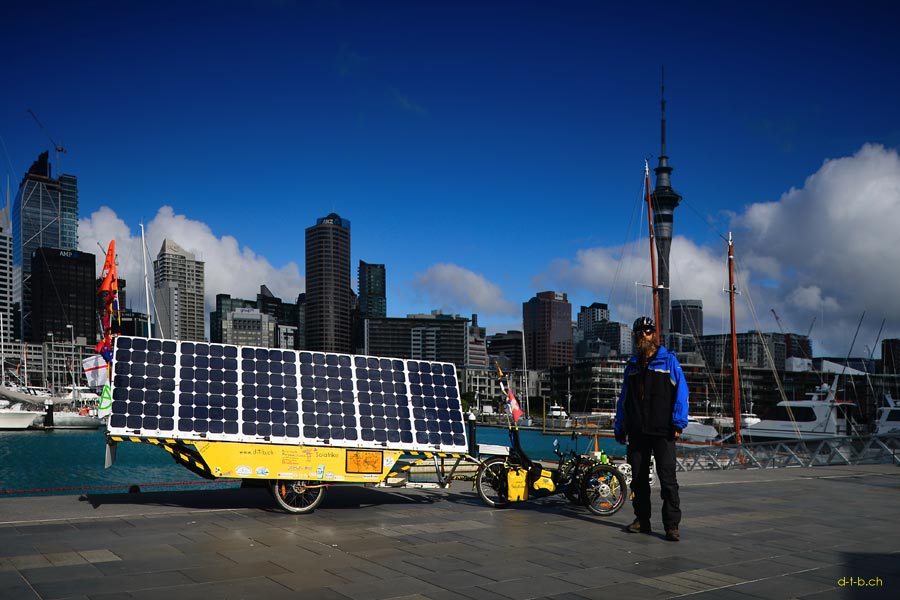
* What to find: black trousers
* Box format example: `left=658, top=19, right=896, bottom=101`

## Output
left=627, top=433, right=681, bottom=529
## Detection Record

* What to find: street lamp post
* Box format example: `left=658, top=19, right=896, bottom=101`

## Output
left=66, top=324, right=76, bottom=389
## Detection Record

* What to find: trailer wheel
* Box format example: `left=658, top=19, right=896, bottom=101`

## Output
left=270, top=479, right=325, bottom=514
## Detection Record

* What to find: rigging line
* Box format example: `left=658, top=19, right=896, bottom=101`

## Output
left=606, top=164, right=649, bottom=313
left=0, top=133, right=19, bottom=185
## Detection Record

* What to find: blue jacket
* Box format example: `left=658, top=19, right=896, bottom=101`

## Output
left=614, top=345, right=689, bottom=439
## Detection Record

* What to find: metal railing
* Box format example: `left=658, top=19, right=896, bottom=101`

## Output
left=676, top=435, right=900, bottom=471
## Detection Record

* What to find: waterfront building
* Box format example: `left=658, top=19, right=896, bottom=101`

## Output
left=153, top=239, right=205, bottom=341
left=576, top=302, right=610, bottom=339
left=210, top=294, right=255, bottom=343
left=671, top=299, right=702, bottom=336
left=11, top=152, right=79, bottom=341
left=364, top=310, right=467, bottom=368
left=782, top=333, right=813, bottom=359
left=221, top=307, right=276, bottom=347
left=883, top=339, right=900, bottom=375
left=305, top=213, right=351, bottom=353
left=486, top=330, right=524, bottom=371
left=30, top=248, right=96, bottom=344
left=210, top=287, right=300, bottom=348
left=696, top=331, right=785, bottom=372
left=650, top=78, right=681, bottom=343
left=595, top=321, right=632, bottom=357
left=523, top=291, right=573, bottom=370
left=467, top=314, right=488, bottom=368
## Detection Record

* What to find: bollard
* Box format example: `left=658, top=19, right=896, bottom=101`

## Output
left=468, top=411, right=477, bottom=456
left=44, top=399, right=54, bottom=428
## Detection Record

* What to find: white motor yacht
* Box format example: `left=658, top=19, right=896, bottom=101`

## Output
left=742, top=376, right=857, bottom=442
left=873, top=393, right=900, bottom=436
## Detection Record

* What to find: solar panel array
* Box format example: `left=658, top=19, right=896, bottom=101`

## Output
left=106, top=336, right=468, bottom=452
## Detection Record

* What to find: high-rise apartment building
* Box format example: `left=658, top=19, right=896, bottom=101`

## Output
left=523, top=291, right=573, bottom=370
left=30, top=248, right=96, bottom=343
left=153, top=239, right=205, bottom=341
left=671, top=299, right=703, bottom=336
left=358, top=261, right=386, bottom=318
left=305, top=213, right=351, bottom=353
left=0, top=205, right=13, bottom=348
left=576, top=302, right=610, bottom=339
left=11, top=152, right=79, bottom=341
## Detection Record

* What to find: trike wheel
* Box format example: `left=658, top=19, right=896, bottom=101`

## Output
left=476, top=457, right=511, bottom=508
left=271, top=479, right=325, bottom=514
left=581, top=465, right=627, bottom=516
left=616, top=461, right=633, bottom=485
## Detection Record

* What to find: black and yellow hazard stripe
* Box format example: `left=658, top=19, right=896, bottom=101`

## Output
left=107, top=435, right=215, bottom=479
left=387, top=451, right=475, bottom=478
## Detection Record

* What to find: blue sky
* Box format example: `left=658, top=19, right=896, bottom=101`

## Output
left=2, top=0, right=899, bottom=358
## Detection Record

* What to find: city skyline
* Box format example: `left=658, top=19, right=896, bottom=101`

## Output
left=2, top=1, right=899, bottom=357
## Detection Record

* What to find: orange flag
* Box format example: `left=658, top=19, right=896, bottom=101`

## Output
left=98, top=240, right=117, bottom=293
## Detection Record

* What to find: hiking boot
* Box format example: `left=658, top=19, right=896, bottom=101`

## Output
left=665, top=528, right=680, bottom=542
left=625, top=519, right=651, bottom=534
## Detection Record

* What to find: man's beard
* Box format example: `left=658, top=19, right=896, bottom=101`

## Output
left=636, top=335, right=658, bottom=356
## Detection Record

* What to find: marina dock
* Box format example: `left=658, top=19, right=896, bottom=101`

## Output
left=1, top=464, right=897, bottom=599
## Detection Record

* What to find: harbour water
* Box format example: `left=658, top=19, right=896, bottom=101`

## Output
left=0, top=425, right=625, bottom=498
left=0, top=428, right=238, bottom=498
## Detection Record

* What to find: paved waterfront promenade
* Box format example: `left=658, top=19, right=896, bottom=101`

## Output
left=1, top=464, right=897, bottom=599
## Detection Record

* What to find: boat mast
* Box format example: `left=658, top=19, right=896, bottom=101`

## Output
left=727, top=232, right=742, bottom=443
left=644, top=161, right=661, bottom=344
left=140, top=222, right=152, bottom=338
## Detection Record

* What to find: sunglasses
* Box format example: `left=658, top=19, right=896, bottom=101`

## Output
left=636, top=329, right=655, bottom=336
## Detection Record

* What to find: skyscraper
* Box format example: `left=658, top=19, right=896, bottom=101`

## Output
left=153, top=239, right=205, bottom=341
left=523, top=291, right=573, bottom=370
left=11, top=152, right=79, bottom=341
left=0, top=205, right=13, bottom=348
left=305, top=213, right=351, bottom=353
left=651, top=74, right=681, bottom=343
left=358, top=260, right=386, bottom=318
left=30, top=248, right=96, bottom=343
left=671, top=299, right=703, bottom=336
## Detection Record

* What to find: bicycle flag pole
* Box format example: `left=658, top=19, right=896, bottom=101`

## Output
left=496, top=364, right=523, bottom=424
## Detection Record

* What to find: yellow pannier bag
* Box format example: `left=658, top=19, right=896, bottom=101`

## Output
left=507, top=466, right=528, bottom=501
left=532, top=468, right=556, bottom=493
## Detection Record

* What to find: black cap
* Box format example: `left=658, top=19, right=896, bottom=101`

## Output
left=633, top=316, right=655, bottom=333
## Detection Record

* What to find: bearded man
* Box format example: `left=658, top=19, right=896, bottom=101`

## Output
left=614, top=316, right=689, bottom=541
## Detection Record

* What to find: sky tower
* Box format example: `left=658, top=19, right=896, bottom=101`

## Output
left=651, top=71, right=682, bottom=343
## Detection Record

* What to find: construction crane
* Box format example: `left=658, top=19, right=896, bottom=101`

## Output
left=771, top=309, right=785, bottom=334
left=27, top=109, right=66, bottom=177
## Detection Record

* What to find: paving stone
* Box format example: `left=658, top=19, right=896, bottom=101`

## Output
left=0, top=464, right=896, bottom=600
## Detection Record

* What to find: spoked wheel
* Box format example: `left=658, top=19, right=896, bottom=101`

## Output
left=616, top=461, right=633, bottom=485
left=581, top=464, right=628, bottom=516
left=559, top=458, right=582, bottom=504
left=270, top=479, right=326, bottom=514
left=475, top=457, right=512, bottom=508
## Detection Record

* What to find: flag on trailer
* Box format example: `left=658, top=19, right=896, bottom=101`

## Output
left=96, top=240, right=119, bottom=363
left=83, top=355, right=109, bottom=388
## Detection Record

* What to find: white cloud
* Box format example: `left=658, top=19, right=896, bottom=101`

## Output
left=78, top=206, right=304, bottom=319
left=411, top=263, right=517, bottom=318
left=533, top=143, right=900, bottom=356
left=734, top=143, right=900, bottom=355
